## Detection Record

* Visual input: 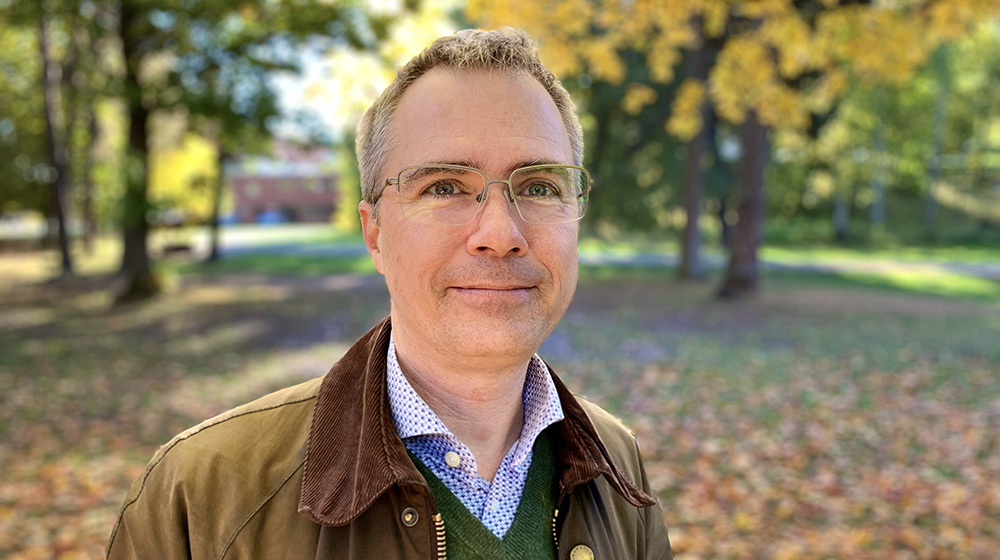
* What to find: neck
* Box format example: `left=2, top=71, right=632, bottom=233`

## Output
left=393, top=331, right=530, bottom=482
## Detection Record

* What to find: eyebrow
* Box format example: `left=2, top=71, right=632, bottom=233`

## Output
left=428, top=159, right=566, bottom=177
left=404, top=165, right=475, bottom=181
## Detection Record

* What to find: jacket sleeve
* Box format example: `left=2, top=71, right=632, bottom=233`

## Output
left=562, top=395, right=674, bottom=559
left=106, top=446, right=194, bottom=560
left=633, top=438, right=673, bottom=560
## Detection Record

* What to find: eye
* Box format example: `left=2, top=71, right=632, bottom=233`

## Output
left=522, top=181, right=561, bottom=198
left=424, top=181, right=463, bottom=196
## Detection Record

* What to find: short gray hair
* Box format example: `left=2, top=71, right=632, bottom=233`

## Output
left=355, top=28, right=584, bottom=209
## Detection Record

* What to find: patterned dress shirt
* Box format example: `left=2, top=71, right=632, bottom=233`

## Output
left=386, top=334, right=565, bottom=538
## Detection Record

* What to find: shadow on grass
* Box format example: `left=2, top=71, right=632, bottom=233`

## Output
left=579, top=262, right=1000, bottom=302
left=764, top=267, right=1000, bottom=302
left=1, top=256, right=999, bottom=557
left=171, top=253, right=378, bottom=277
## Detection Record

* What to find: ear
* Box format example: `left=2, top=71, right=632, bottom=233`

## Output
left=358, top=200, right=385, bottom=275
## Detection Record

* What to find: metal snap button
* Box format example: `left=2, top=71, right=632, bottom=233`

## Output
left=570, top=544, right=594, bottom=560
left=401, top=507, right=419, bottom=527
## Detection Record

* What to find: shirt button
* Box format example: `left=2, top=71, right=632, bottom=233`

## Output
left=570, top=544, right=594, bottom=560
left=444, top=451, right=461, bottom=468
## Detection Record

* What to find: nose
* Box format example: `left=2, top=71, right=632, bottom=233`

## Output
left=466, top=183, right=527, bottom=257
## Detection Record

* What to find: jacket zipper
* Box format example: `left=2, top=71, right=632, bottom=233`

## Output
left=431, top=507, right=560, bottom=558
left=552, top=508, right=560, bottom=550
left=433, top=513, right=447, bottom=559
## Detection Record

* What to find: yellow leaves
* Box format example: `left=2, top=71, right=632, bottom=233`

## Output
left=552, top=0, right=597, bottom=33
left=760, top=14, right=814, bottom=78
left=666, top=79, right=706, bottom=141
left=622, top=82, right=658, bottom=116
left=816, top=6, right=933, bottom=87
left=466, top=0, right=605, bottom=80
left=465, top=0, right=995, bottom=139
left=925, top=0, right=1000, bottom=44
left=771, top=542, right=807, bottom=560
left=380, top=1, right=458, bottom=67
left=731, top=510, right=758, bottom=532
left=585, top=37, right=626, bottom=85
left=701, top=0, right=730, bottom=38
left=647, top=35, right=682, bottom=84
left=758, top=83, right=811, bottom=130
left=303, top=0, right=455, bottom=137
left=708, top=36, right=805, bottom=130
left=537, top=41, right=584, bottom=80
left=2, top=451, right=141, bottom=558
left=742, top=0, right=796, bottom=21
left=637, top=352, right=1000, bottom=558
left=710, top=36, right=771, bottom=124
left=149, top=133, right=218, bottom=222
left=710, top=35, right=812, bottom=130
left=804, top=68, right=848, bottom=115
left=466, top=0, right=542, bottom=35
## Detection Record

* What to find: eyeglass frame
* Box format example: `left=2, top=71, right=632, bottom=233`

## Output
left=379, top=163, right=593, bottom=226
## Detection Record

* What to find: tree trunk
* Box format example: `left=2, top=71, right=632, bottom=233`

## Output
left=82, top=107, right=97, bottom=253
left=717, top=196, right=732, bottom=249
left=208, top=147, right=227, bottom=262
left=117, top=1, right=159, bottom=302
left=678, top=24, right=710, bottom=281
left=869, top=106, right=886, bottom=226
left=925, top=45, right=950, bottom=228
left=39, top=15, right=74, bottom=277
left=118, top=101, right=158, bottom=301
left=833, top=191, right=850, bottom=244
left=717, top=110, right=768, bottom=299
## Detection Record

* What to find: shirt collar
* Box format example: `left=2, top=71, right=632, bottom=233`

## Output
left=386, top=333, right=564, bottom=458
left=298, top=317, right=656, bottom=527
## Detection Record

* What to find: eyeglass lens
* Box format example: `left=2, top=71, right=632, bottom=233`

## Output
left=394, top=165, right=588, bottom=225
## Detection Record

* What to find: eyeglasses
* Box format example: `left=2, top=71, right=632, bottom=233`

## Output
left=382, top=163, right=591, bottom=226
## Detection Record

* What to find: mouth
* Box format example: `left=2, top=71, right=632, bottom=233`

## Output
left=454, top=284, right=534, bottom=291
left=442, top=265, right=546, bottom=299
left=447, top=284, right=537, bottom=302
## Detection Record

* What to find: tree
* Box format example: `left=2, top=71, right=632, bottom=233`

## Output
left=2, top=0, right=118, bottom=263
left=772, top=20, right=1000, bottom=244
left=718, top=109, right=768, bottom=298
left=111, top=0, right=391, bottom=301
left=675, top=23, right=712, bottom=280
left=468, top=0, right=1000, bottom=297
left=0, top=17, right=49, bottom=217
left=38, top=11, right=74, bottom=275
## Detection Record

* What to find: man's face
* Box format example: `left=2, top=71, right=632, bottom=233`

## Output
left=359, top=68, right=579, bottom=365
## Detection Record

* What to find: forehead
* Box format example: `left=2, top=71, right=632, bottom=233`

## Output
left=385, top=68, right=572, bottom=175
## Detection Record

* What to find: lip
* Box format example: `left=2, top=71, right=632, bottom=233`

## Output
left=447, top=285, right=537, bottom=302
left=454, top=284, right=534, bottom=291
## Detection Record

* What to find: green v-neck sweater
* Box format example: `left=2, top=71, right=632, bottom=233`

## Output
left=408, top=430, right=559, bottom=559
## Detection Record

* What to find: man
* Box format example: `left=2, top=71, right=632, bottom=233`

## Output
left=107, top=28, right=672, bottom=559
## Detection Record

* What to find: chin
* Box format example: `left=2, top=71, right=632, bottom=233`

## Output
left=448, top=317, right=554, bottom=359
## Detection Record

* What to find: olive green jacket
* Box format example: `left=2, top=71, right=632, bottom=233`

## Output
left=107, top=318, right=672, bottom=559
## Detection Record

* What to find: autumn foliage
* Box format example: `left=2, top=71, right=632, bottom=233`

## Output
left=468, top=0, right=1000, bottom=138
left=2, top=259, right=998, bottom=558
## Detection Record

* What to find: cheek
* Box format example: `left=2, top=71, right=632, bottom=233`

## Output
left=539, top=229, right=579, bottom=288
left=381, top=227, right=449, bottom=291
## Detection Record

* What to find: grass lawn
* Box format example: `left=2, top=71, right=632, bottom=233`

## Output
left=1, top=246, right=998, bottom=558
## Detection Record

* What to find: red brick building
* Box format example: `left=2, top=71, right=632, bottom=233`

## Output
left=228, top=144, right=340, bottom=223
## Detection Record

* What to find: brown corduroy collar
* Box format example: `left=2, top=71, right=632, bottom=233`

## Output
left=297, top=317, right=654, bottom=526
